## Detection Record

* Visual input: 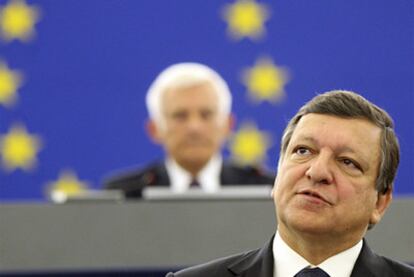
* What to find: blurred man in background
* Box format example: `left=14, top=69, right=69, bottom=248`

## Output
left=167, top=90, right=414, bottom=276
left=104, top=63, right=274, bottom=198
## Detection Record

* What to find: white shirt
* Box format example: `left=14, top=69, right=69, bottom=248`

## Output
left=165, top=154, right=222, bottom=193
left=273, top=231, right=363, bottom=277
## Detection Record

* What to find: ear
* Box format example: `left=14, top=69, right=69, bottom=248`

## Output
left=228, top=113, right=236, bottom=130
left=145, top=120, right=164, bottom=144
left=369, top=189, right=392, bottom=226
left=223, top=114, right=236, bottom=137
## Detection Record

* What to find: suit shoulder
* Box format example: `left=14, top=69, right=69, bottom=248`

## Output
left=381, top=256, right=414, bottom=276
left=102, top=162, right=168, bottom=198
left=169, top=249, right=259, bottom=277
left=354, top=241, right=414, bottom=276
left=104, top=162, right=163, bottom=188
left=221, top=163, right=275, bottom=185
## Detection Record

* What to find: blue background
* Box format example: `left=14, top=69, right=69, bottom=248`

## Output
left=0, top=0, right=413, bottom=201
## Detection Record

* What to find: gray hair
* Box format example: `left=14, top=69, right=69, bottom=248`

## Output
left=280, top=90, right=400, bottom=194
left=146, top=63, right=232, bottom=127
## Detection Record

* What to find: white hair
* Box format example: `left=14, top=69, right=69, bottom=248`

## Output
left=146, top=63, right=232, bottom=127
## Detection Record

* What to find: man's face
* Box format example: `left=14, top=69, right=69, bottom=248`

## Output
left=149, top=81, right=231, bottom=172
left=273, top=114, right=391, bottom=244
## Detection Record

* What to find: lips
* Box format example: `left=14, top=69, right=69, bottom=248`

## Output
left=297, top=189, right=332, bottom=205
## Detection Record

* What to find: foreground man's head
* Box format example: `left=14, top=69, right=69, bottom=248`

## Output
left=273, top=90, right=399, bottom=264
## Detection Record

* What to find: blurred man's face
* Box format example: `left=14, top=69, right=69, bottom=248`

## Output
left=148, top=81, right=232, bottom=175
left=273, top=114, right=391, bottom=248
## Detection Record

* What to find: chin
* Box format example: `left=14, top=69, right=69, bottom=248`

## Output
left=184, top=151, right=212, bottom=160
left=283, top=213, right=334, bottom=234
left=293, top=223, right=333, bottom=234
left=182, top=156, right=210, bottom=166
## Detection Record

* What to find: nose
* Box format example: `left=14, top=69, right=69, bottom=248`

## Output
left=187, top=114, right=204, bottom=132
left=305, top=152, right=334, bottom=185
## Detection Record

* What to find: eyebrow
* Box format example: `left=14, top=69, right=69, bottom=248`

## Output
left=292, top=135, right=371, bottom=171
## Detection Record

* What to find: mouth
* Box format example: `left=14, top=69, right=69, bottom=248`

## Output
left=297, top=189, right=332, bottom=205
left=183, top=138, right=209, bottom=145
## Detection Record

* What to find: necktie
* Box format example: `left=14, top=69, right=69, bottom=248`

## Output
left=295, top=267, right=330, bottom=277
left=189, top=179, right=200, bottom=188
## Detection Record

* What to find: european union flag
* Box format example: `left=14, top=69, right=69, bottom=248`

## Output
left=0, top=0, right=413, bottom=201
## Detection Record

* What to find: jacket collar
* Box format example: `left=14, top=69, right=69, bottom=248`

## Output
left=227, top=236, right=274, bottom=277
left=350, top=239, right=388, bottom=277
left=225, top=237, right=393, bottom=277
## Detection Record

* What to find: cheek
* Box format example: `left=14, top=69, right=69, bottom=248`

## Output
left=273, top=169, right=295, bottom=202
left=163, top=133, right=181, bottom=149
left=277, top=163, right=307, bottom=186
left=336, top=180, right=377, bottom=209
left=336, top=183, right=355, bottom=200
left=208, top=127, right=227, bottom=143
left=161, top=126, right=176, bottom=139
left=334, top=179, right=367, bottom=207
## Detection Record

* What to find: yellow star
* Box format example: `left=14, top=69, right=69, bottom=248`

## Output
left=0, top=61, right=23, bottom=107
left=222, top=0, right=270, bottom=40
left=242, top=57, right=289, bottom=103
left=48, top=170, right=88, bottom=199
left=0, top=123, right=41, bottom=171
left=229, top=122, right=271, bottom=165
left=0, top=0, right=40, bottom=42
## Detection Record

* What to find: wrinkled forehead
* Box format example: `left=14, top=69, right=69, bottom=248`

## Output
left=161, top=81, right=219, bottom=112
left=289, top=114, right=382, bottom=160
left=295, top=113, right=379, bottom=139
left=163, top=80, right=216, bottom=98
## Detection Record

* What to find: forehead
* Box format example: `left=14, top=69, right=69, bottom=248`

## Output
left=290, top=113, right=382, bottom=155
left=162, top=81, right=218, bottom=110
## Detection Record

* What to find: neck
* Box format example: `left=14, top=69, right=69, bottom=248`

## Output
left=278, top=225, right=364, bottom=265
left=184, top=164, right=204, bottom=177
left=176, top=160, right=207, bottom=177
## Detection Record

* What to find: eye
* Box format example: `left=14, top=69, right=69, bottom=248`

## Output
left=171, top=111, right=188, bottom=121
left=200, top=109, right=214, bottom=120
left=340, top=158, right=362, bottom=172
left=293, top=146, right=312, bottom=156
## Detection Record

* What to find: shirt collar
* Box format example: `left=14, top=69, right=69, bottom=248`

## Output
left=165, top=155, right=222, bottom=193
left=317, top=240, right=362, bottom=277
left=273, top=232, right=310, bottom=277
left=273, top=231, right=363, bottom=277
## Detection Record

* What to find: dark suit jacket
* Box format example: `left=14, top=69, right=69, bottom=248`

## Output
left=104, top=161, right=275, bottom=198
left=167, top=237, right=414, bottom=277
